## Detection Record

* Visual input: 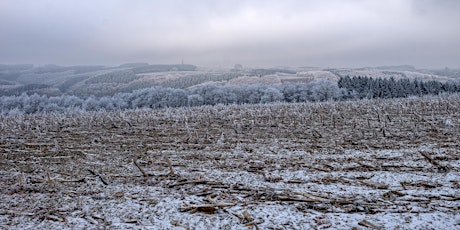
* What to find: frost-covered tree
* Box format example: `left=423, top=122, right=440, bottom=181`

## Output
left=83, top=96, right=100, bottom=111
left=190, top=85, right=219, bottom=105
left=187, top=94, right=204, bottom=107
left=311, top=80, right=342, bottom=101
left=212, top=87, right=238, bottom=105
left=246, top=85, right=265, bottom=104
left=261, top=87, right=283, bottom=103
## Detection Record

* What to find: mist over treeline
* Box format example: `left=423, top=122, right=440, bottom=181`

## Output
left=1, top=77, right=460, bottom=115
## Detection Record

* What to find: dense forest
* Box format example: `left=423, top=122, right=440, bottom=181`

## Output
left=338, top=76, right=460, bottom=99
left=1, top=77, right=460, bottom=115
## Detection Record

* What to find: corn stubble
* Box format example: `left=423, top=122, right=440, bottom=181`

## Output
left=0, top=94, right=459, bottom=229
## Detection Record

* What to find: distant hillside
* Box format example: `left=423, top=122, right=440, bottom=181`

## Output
left=0, top=64, right=198, bottom=96
left=1, top=63, right=458, bottom=97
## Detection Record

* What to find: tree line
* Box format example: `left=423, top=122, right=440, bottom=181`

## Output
left=338, top=76, right=460, bottom=99
left=0, top=81, right=342, bottom=114
left=1, top=77, right=459, bottom=115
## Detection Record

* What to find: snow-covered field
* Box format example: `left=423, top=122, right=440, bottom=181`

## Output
left=1, top=95, right=459, bottom=229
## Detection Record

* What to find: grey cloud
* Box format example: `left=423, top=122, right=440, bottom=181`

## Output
left=0, top=0, right=459, bottom=68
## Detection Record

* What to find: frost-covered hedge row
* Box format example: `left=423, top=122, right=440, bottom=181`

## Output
left=1, top=78, right=459, bottom=115
left=1, top=81, right=343, bottom=114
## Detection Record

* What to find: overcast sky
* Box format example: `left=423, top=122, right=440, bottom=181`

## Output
left=1, top=0, right=459, bottom=68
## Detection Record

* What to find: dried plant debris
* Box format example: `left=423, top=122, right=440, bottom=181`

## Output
left=1, top=95, right=459, bottom=229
